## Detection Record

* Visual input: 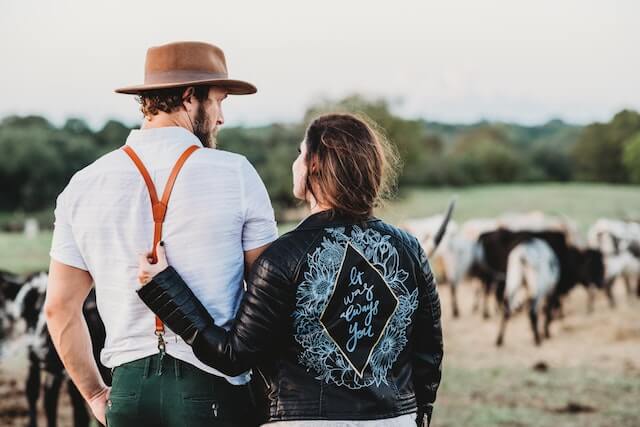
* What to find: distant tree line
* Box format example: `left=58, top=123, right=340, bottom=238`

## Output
left=0, top=95, right=638, bottom=226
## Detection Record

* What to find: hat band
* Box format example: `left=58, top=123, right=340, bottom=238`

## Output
left=144, top=70, right=229, bottom=85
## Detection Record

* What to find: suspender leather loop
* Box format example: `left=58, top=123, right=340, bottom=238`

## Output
left=122, top=144, right=200, bottom=338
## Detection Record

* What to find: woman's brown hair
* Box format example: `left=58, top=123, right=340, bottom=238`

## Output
left=303, top=113, right=400, bottom=219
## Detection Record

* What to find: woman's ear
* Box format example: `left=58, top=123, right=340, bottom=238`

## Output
left=309, top=155, right=320, bottom=175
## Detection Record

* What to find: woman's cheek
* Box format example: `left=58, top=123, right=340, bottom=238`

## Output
left=292, top=160, right=306, bottom=200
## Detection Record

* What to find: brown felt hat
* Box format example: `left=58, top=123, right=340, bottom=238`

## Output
left=115, top=41, right=256, bottom=95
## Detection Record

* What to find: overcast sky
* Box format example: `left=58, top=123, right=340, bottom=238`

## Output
left=1, top=0, right=638, bottom=129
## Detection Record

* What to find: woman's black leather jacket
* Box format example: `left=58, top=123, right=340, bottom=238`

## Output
left=138, top=211, right=443, bottom=426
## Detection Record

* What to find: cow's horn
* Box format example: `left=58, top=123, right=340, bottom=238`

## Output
left=427, top=197, right=457, bottom=257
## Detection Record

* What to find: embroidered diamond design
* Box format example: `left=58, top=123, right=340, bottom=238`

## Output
left=319, top=242, right=399, bottom=377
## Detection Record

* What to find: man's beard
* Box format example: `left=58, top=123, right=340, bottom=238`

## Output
left=192, top=104, right=217, bottom=148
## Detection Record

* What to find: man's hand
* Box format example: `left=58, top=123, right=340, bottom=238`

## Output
left=138, top=241, right=169, bottom=286
left=88, top=386, right=111, bottom=426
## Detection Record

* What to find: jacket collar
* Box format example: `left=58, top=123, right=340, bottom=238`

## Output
left=294, top=209, right=380, bottom=231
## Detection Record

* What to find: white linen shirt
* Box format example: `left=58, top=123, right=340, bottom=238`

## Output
left=50, top=126, right=278, bottom=385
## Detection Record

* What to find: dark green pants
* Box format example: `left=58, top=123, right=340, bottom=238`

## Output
left=105, top=353, right=256, bottom=427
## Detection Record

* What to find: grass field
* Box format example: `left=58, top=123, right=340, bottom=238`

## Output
left=376, top=182, right=640, bottom=230
left=433, top=282, right=640, bottom=427
left=0, top=230, right=53, bottom=275
left=0, top=183, right=639, bottom=426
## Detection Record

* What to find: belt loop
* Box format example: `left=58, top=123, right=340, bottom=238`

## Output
left=156, top=351, right=165, bottom=376
left=143, top=356, right=151, bottom=379
left=175, top=358, right=182, bottom=379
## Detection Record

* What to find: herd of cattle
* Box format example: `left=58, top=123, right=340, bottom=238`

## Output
left=403, top=213, right=640, bottom=346
left=0, top=213, right=638, bottom=426
left=0, top=271, right=109, bottom=427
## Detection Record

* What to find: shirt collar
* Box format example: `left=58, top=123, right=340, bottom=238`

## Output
left=125, top=126, right=204, bottom=149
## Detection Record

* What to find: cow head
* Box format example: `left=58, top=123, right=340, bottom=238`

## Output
left=8, top=272, right=48, bottom=335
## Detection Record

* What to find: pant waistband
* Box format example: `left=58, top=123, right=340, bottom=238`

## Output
left=114, top=353, right=227, bottom=380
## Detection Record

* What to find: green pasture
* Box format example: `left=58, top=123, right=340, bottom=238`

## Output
left=434, top=366, right=639, bottom=427
left=376, top=182, right=640, bottom=230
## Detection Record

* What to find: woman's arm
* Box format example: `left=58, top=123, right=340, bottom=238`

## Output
left=411, top=244, right=444, bottom=427
left=137, top=243, right=295, bottom=376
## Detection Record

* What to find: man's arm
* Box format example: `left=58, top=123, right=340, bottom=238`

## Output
left=240, top=158, right=278, bottom=282
left=44, top=259, right=110, bottom=425
left=244, top=243, right=271, bottom=281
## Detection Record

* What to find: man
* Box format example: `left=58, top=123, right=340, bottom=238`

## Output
left=44, top=41, right=278, bottom=426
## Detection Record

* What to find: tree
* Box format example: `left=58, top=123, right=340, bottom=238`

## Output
left=573, top=110, right=640, bottom=182
left=623, top=132, right=640, bottom=184
left=97, top=120, right=132, bottom=151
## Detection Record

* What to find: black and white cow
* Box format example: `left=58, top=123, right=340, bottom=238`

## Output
left=436, top=213, right=576, bottom=320
left=588, top=219, right=640, bottom=302
left=468, top=229, right=564, bottom=320
left=0, top=269, right=24, bottom=347
left=4, top=271, right=109, bottom=427
left=470, top=229, right=605, bottom=345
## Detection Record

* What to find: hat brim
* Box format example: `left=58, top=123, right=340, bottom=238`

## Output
left=115, top=78, right=257, bottom=95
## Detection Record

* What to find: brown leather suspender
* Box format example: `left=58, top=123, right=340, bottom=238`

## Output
left=122, top=144, right=200, bottom=352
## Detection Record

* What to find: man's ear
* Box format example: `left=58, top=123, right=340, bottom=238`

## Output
left=181, top=87, right=195, bottom=109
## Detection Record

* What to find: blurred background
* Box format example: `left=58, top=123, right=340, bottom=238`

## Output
left=0, top=1, right=639, bottom=426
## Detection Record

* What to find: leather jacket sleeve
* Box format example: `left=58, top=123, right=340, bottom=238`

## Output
left=137, top=253, right=296, bottom=376
left=411, top=243, right=444, bottom=426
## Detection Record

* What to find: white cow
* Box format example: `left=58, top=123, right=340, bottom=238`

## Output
left=402, top=215, right=477, bottom=317
left=588, top=218, right=640, bottom=302
left=401, top=215, right=459, bottom=255
left=438, top=218, right=499, bottom=318
left=588, top=218, right=640, bottom=254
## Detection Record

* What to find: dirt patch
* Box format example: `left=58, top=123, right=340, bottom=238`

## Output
left=613, top=326, right=640, bottom=342
left=439, top=278, right=640, bottom=373
left=0, top=277, right=638, bottom=427
left=550, top=401, right=597, bottom=414
left=532, top=361, right=549, bottom=372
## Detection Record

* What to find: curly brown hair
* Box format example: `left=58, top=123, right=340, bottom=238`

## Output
left=303, top=113, right=400, bottom=219
left=136, top=86, right=210, bottom=117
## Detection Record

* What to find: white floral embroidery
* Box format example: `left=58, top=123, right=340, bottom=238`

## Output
left=293, top=226, right=418, bottom=389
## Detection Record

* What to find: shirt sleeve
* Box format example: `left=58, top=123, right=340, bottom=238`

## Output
left=240, top=158, right=278, bottom=251
left=49, top=185, right=88, bottom=271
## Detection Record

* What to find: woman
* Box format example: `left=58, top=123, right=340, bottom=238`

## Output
left=136, top=113, right=443, bottom=426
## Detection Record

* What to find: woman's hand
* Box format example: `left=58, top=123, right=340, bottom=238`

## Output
left=137, top=241, right=169, bottom=286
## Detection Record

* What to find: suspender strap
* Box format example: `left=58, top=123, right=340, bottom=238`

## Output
left=122, top=144, right=200, bottom=337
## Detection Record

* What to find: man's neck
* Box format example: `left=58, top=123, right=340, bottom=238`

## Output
left=142, top=112, right=193, bottom=132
